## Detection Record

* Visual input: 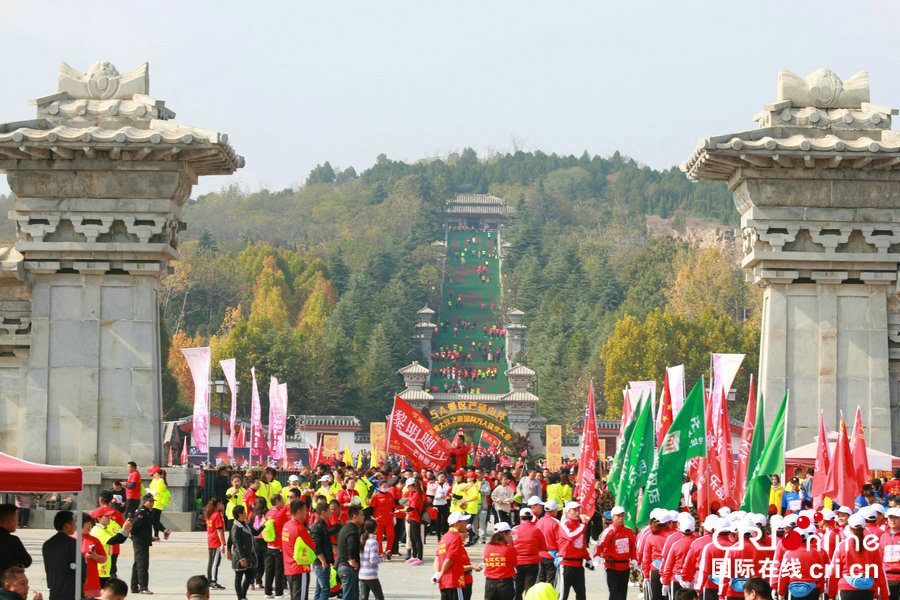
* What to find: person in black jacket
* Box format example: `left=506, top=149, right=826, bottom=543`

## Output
left=335, top=507, right=364, bottom=600
left=309, top=503, right=340, bottom=600
left=42, top=511, right=85, bottom=600
left=227, top=506, right=264, bottom=600
left=0, top=505, right=31, bottom=574
left=129, top=494, right=155, bottom=594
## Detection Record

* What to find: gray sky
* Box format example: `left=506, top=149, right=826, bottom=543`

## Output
left=1, top=0, right=899, bottom=197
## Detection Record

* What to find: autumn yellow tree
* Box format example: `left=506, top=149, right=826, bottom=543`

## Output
left=664, top=247, right=756, bottom=322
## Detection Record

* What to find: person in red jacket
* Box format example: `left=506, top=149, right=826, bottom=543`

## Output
left=593, top=506, right=636, bottom=600
left=680, top=516, right=717, bottom=592
left=697, top=519, right=734, bottom=600
left=660, top=513, right=698, bottom=599
left=776, top=526, right=827, bottom=600
left=880, top=507, right=900, bottom=600
left=829, top=514, right=890, bottom=600
left=264, top=495, right=290, bottom=598
left=556, top=501, right=592, bottom=600
left=719, top=520, right=774, bottom=600
left=282, top=500, right=314, bottom=600
left=369, top=480, right=395, bottom=558
left=483, top=522, right=517, bottom=600
left=512, top=507, right=546, bottom=600
left=536, top=500, right=562, bottom=585
left=640, top=511, right=675, bottom=600
left=403, top=478, right=424, bottom=565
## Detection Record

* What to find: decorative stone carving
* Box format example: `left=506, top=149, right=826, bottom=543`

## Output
left=58, top=61, right=149, bottom=100
left=808, top=225, right=852, bottom=252
left=777, top=69, right=869, bottom=109
left=70, top=215, right=114, bottom=243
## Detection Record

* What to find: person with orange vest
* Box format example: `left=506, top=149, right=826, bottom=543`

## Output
left=282, top=500, right=315, bottom=600
left=593, top=506, right=636, bottom=600
left=660, top=513, right=698, bottom=599
left=512, top=507, right=547, bottom=600
left=828, top=513, right=890, bottom=600
left=555, top=502, right=593, bottom=600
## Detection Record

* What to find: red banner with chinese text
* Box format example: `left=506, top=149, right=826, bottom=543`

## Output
left=386, top=396, right=451, bottom=471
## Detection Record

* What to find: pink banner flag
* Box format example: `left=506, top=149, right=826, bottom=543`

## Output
left=250, top=367, right=269, bottom=460
left=278, top=383, right=288, bottom=460
left=181, top=347, right=212, bottom=454
left=576, top=381, right=600, bottom=519
left=735, top=375, right=756, bottom=501
left=220, top=358, right=238, bottom=458
left=268, top=377, right=286, bottom=460
left=666, top=365, right=685, bottom=417
left=711, top=353, right=744, bottom=415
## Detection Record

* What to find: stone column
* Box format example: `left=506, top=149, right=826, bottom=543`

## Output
left=505, top=308, right=526, bottom=365
left=683, top=68, right=900, bottom=453
left=414, top=306, right=436, bottom=360
left=0, top=61, right=243, bottom=468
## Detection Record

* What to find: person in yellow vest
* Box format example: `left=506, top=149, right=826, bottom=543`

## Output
left=545, top=473, right=563, bottom=507
left=769, top=474, right=785, bottom=514
left=315, top=475, right=336, bottom=502
left=354, top=475, right=372, bottom=510
left=147, top=466, right=172, bottom=541
left=90, top=512, right=132, bottom=585
left=558, top=472, right=574, bottom=505
left=458, top=471, right=480, bottom=546
left=264, top=467, right=283, bottom=502
left=449, top=470, right=470, bottom=513
left=282, top=474, right=302, bottom=503
left=225, top=474, right=247, bottom=528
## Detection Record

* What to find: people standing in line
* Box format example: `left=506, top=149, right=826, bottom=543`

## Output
left=282, top=500, right=315, bottom=600
left=228, top=506, right=262, bottom=600
left=0, top=505, right=31, bottom=574
left=536, top=499, right=562, bottom=585
left=556, top=502, right=592, bottom=600
left=483, top=522, right=517, bottom=600
left=336, top=506, right=364, bottom=600
left=123, top=463, right=142, bottom=517
left=146, top=467, right=171, bottom=542
left=129, top=494, right=155, bottom=595
left=204, top=499, right=227, bottom=591
left=42, top=511, right=84, bottom=600
left=433, top=512, right=477, bottom=600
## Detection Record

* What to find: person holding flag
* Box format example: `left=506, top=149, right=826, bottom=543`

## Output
left=555, top=501, right=593, bottom=600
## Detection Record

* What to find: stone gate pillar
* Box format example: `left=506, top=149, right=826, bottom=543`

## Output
left=0, top=61, right=243, bottom=467
left=683, top=69, right=900, bottom=453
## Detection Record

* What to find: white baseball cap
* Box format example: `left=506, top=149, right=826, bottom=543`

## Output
left=872, top=503, right=886, bottom=515
left=718, top=507, right=732, bottom=517
left=782, top=514, right=798, bottom=528
left=493, top=521, right=512, bottom=533
left=769, top=515, right=784, bottom=530
left=564, top=501, right=580, bottom=512
left=657, top=512, right=674, bottom=524
left=751, top=513, right=767, bottom=527
left=611, top=506, right=625, bottom=516
left=527, top=496, right=544, bottom=506
left=544, top=500, right=561, bottom=512
left=678, top=514, right=696, bottom=532
left=886, top=507, right=900, bottom=518
left=668, top=510, right=680, bottom=522
left=520, top=507, right=534, bottom=518
left=448, top=512, right=470, bottom=525
left=702, top=515, right=717, bottom=531
left=714, top=518, right=732, bottom=533
left=288, top=475, right=299, bottom=482
left=650, top=508, right=663, bottom=521
left=863, top=506, right=878, bottom=521
left=320, top=475, right=332, bottom=482
left=835, top=505, right=853, bottom=516
left=848, top=514, right=866, bottom=529
left=821, top=509, right=836, bottom=520
left=405, top=478, right=416, bottom=487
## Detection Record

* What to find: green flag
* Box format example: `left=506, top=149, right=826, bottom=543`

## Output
left=742, top=392, right=788, bottom=513
left=615, top=394, right=655, bottom=528
left=740, top=393, right=766, bottom=509
left=636, top=379, right=707, bottom=527
left=608, top=404, right=640, bottom=497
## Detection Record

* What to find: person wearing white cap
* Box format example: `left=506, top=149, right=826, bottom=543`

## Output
left=512, top=507, right=546, bottom=600
left=880, top=507, right=900, bottom=599
left=593, top=506, right=636, bottom=600
left=828, top=514, right=889, bottom=600
left=482, top=522, right=516, bottom=600
left=680, top=515, right=717, bottom=595
left=659, top=513, right=697, bottom=599
left=718, top=518, right=771, bottom=600
left=637, top=507, right=675, bottom=600
left=775, top=524, right=827, bottom=600
left=432, top=512, right=482, bottom=597
left=694, top=519, right=735, bottom=600
left=535, top=500, right=562, bottom=585
left=556, top=501, right=591, bottom=600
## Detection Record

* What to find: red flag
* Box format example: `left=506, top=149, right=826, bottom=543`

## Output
left=810, top=410, right=831, bottom=503
left=696, top=386, right=713, bottom=520
left=735, top=375, right=756, bottom=501
left=180, top=437, right=188, bottom=466
left=656, top=370, right=674, bottom=447
left=824, top=413, right=857, bottom=507
left=236, top=425, right=246, bottom=447
left=716, top=388, right=737, bottom=509
left=575, top=382, right=599, bottom=519
left=851, top=407, right=870, bottom=490
left=386, top=395, right=451, bottom=471
left=167, top=444, right=173, bottom=468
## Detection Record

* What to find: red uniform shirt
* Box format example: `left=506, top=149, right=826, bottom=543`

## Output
left=437, top=530, right=466, bottom=589
left=639, top=530, right=673, bottom=578
left=681, top=533, right=714, bottom=589
left=536, top=514, right=561, bottom=559
left=483, top=543, right=517, bottom=579
left=243, top=489, right=258, bottom=510
left=206, top=511, right=225, bottom=548
left=125, top=471, right=142, bottom=500
left=776, top=546, right=828, bottom=597
left=512, top=520, right=547, bottom=565
left=884, top=479, right=900, bottom=497
left=720, top=537, right=775, bottom=599
left=404, top=490, right=423, bottom=523
left=370, top=490, right=394, bottom=521
left=265, top=507, right=290, bottom=550
left=594, top=524, right=637, bottom=571
left=829, top=539, right=889, bottom=600
left=282, top=518, right=314, bottom=575
left=697, top=537, right=733, bottom=591
left=556, top=519, right=590, bottom=567
left=881, top=530, right=900, bottom=582
left=82, top=533, right=107, bottom=595
left=660, top=533, right=697, bottom=585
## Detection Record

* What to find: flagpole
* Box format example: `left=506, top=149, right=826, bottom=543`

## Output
left=782, top=391, right=790, bottom=490
left=206, top=384, right=211, bottom=467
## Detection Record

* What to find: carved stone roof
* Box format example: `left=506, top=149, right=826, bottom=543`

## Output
left=398, top=361, right=430, bottom=375
left=682, top=69, right=900, bottom=182
left=499, top=390, right=539, bottom=403
left=291, top=415, right=361, bottom=430
left=505, top=364, right=534, bottom=377
left=398, top=388, right=434, bottom=401
left=446, top=194, right=516, bottom=217
left=0, top=61, right=243, bottom=177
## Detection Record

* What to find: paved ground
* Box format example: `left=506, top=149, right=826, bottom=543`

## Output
left=15, top=528, right=641, bottom=600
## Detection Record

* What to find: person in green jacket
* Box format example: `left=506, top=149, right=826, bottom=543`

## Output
left=147, top=467, right=172, bottom=541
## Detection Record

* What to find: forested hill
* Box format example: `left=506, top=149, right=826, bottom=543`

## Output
left=162, top=148, right=759, bottom=430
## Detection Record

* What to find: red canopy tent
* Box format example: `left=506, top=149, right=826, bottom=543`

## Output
left=0, top=452, right=83, bottom=492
